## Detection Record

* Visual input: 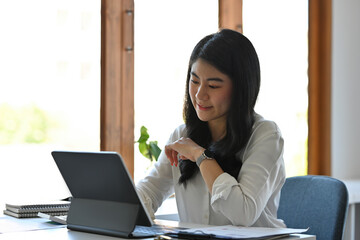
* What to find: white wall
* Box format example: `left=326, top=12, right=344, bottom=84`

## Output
left=332, top=0, right=360, bottom=179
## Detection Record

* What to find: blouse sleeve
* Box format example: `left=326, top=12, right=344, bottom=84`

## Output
left=210, top=121, right=285, bottom=226
left=136, top=125, right=184, bottom=217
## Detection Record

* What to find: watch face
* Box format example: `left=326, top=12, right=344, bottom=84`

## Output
left=204, top=149, right=215, bottom=159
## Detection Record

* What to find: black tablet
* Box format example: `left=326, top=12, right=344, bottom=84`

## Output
left=51, top=151, right=153, bottom=237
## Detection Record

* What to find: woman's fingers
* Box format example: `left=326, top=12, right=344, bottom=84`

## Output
left=165, top=145, right=178, bottom=166
left=172, top=150, right=178, bottom=166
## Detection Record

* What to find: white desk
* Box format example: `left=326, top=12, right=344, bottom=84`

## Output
left=0, top=227, right=315, bottom=240
left=0, top=216, right=315, bottom=240
left=342, top=179, right=360, bottom=240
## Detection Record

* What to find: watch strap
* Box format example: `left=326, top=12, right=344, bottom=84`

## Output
left=196, top=149, right=214, bottom=167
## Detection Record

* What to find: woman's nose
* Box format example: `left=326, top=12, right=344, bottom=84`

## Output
left=196, top=84, right=208, bottom=100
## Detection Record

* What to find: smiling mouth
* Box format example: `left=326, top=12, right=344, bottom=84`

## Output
left=197, top=104, right=212, bottom=111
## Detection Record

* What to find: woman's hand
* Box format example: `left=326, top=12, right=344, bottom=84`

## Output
left=165, top=137, right=204, bottom=167
left=166, top=137, right=224, bottom=194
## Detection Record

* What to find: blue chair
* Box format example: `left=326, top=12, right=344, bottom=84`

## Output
left=278, top=175, right=349, bottom=240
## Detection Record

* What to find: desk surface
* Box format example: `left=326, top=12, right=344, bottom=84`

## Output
left=342, top=179, right=360, bottom=204
left=0, top=216, right=315, bottom=240
left=0, top=227, right=315, bottom=240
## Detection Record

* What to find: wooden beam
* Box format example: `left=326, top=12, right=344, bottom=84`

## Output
left=219, top=0, right=243, bottom=33
left=308, top=0, right=332, bottom=175
left=101, top=0, right=135, bottom=177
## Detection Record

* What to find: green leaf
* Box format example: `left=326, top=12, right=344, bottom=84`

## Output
left=138, top=142, right=150, bottom=159
left=136, top=126, right=149, bottom=143
left=135, top=126, right=162, bottom=162
left=149, top=141, right=161, bottom=161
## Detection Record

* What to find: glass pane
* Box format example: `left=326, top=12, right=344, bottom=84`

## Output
left=134, top=0, right=218, bottom=182
left=243, top=0, right=308, bottom=176
left=0, top=0, right=101, bottom=204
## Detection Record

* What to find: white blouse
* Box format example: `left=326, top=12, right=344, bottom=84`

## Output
left=136, top=114, right=286, bottom=228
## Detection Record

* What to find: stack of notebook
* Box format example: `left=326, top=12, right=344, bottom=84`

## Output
left=3, top=200, right=70, bottom=218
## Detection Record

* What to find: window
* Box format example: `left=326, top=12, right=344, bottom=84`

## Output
left=133, top=0, right=218, bottom=182
left=243, top=0, right=308, bottom=176
left=0, top=0, right=101, bottom=203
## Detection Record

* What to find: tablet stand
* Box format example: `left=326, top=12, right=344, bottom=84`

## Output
left=67, top=198, right=140, bottom=238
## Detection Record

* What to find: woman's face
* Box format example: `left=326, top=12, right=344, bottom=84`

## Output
left=189, top=59, right=233, bottom=126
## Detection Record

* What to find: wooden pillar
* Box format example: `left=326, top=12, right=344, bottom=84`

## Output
left=101, top=0, right=135, bottom=177
left=308, top=0, right=332, bottom=175
left=219, top=0, right=243, bottom=33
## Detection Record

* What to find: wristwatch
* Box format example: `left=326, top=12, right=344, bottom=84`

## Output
left=196, top=149, right=215, bottom=167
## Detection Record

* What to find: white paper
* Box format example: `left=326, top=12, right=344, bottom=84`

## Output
left=181, top=225, right=309, bottom=239
left=0, top=215, right=66, bottom=233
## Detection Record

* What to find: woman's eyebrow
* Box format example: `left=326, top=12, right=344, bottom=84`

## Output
left=207, top=77, right=224, bottom=82
left=191, top=72, right=224, bottom=82
left=190, top=72, right=200, bottom=79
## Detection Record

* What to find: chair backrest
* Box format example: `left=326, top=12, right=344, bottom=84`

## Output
left=278, top=175, right=349, bottom=240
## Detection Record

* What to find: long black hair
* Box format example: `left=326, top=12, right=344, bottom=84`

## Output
left=179, top=29, right=261, bottom=185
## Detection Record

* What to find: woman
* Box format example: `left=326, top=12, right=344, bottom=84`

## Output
left=136, top=29, right=286, bottom=228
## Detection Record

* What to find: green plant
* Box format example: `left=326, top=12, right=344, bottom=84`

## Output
left=136, top=126, right=161, bottom=162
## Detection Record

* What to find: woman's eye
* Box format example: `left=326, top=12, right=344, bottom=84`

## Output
left=209, top=85, right=220, bottom=89
left=191, top=79, right=199, bottom=84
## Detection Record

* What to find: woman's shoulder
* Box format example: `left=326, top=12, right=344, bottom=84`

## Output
left=252, top=113, right=281, bottom=135
left=168, top=123, right=187, bottom=141
left=237, top=114, right=284, bottom=163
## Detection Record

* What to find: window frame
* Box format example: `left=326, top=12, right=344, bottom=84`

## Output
left=308, top=0, right=332, bottom=175
left=100, top=0, right=135, bottom=177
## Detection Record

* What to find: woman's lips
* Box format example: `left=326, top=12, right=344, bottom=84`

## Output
left=197, top=104, right=212, bottom=111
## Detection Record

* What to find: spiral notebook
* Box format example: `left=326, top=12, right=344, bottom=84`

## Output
left=3, top=200, right=70, bottom=218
